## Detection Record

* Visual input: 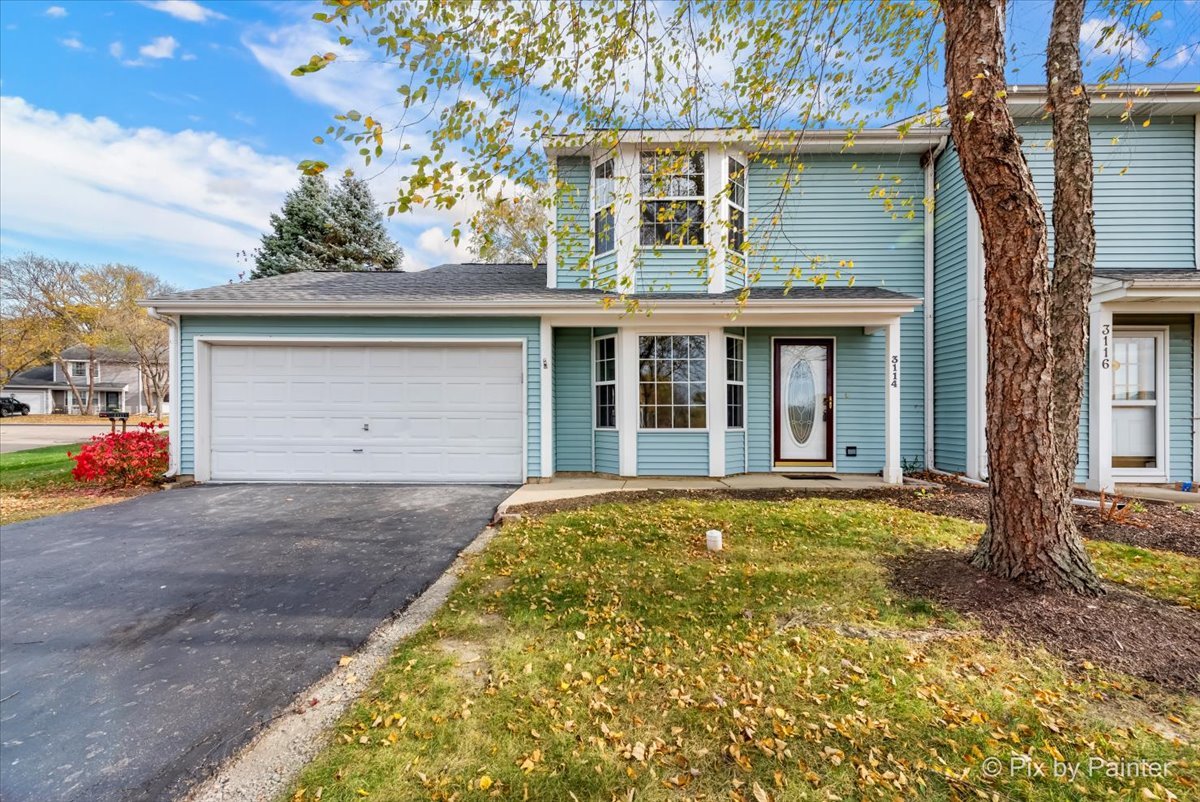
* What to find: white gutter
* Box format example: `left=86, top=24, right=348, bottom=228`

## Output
left=144, top=307, right=180, bottom=478
left=543, top=128, right=949, bottom=158
left=139, top=296, right=922, bottom=317
left=923, top=135, right=949, bottom=471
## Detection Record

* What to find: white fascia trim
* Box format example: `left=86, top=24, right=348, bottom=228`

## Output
left=144, top=307, right=180, bottom=477
left=143, top=298, right=922, bottom=317
left=544, top=128, right=948, bottom=158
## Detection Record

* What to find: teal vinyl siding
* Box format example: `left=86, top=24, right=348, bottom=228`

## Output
left=745, top=152, right=926, bottom=465
left=1168, top=318, right=1194, bottom=483
left=178, top=316, right=542, bottom=477
left=746, top=327, right=911, bottom=474
left=1021, top=117, right=1195, bottom=269
left=635, top=247, right=710, bottom=292
left=594, top=251, right=618, bottom=290
left=555, top=156, right=592, bottom=286
left=594, top=430, right=619, bottom=474
left=553, top=327, right=593, bottom=472
left=933, top=146, right=969, bottom=473
left=1076, top=359, right=1090, bottom=483
left=638, top=431, right=709, bottom=475
left=725, top=430, right=747, bottom=474
left=725, top=256, right=747, bottom=289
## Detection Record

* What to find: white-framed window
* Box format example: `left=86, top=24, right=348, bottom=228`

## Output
left=638, top=334, right=706, bottom=429
left=726, top=156, right=746, bottom=256
left=639, top=151, right=705, bottom=247
left=593, top=158, right=616, bottom=256
left=726, top=335, right=745, bottom=429
left=593, top=335, right=616, bottom=429
left=70, top=361, right=88, bottom=379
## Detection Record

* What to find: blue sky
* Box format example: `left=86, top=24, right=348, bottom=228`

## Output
left=0, top=0, right=1197, bottom=290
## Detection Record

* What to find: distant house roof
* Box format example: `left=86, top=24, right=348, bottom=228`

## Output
left=145, top=263, right=918, bottom=309
left=59, top=345, right=138, bottom=362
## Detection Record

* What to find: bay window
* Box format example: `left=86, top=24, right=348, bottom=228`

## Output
left=593, top=335, right=616, bottom=428
left=726, top=157, right=746, bottom=256
left=726, top=335, right=745, bottom=428
left=593, top=158, right=615, bottom=255
left=640, top=151, right=705, bottom=247
left=638, top=335, right=706, bottom=429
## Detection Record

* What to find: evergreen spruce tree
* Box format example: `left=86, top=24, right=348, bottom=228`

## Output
left=251, top=174, right=333, bottom=279
left=251, top=173, right=403, bottom=279
left=322, top=174, right=403, bottom=271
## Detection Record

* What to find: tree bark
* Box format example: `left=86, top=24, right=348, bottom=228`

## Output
left=1046, top=0, right=1096, bottom=504
left=941, top=0, right=1102, bottom=594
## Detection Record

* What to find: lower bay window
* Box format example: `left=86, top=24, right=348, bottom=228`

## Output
left=726, top=334, right=745, bottom=429
left=593, top=334, right=616, bottom=428
left=638, top=334, right=706, bottom=429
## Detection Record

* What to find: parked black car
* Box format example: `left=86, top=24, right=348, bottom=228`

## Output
left=0, top=395, right=31, bottom=417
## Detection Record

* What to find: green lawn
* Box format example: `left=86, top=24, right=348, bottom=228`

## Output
left=0, top=443, right=80, bottom=489
left=286, top=499, right=1198, bottom=802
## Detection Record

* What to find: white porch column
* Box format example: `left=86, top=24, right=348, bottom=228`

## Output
left=707, top=327, right=726, bottom=476
left=1087, top=304, right=1115, bottom=492
left=883, top=319, right=902, bottom=484
left=617, top=327, right=639, bottom=477
left=539, top=319, right=554, bottom=479
left=1193, top=313, right=1198, bottom=485
left=965, top=199, right=988, bottom=480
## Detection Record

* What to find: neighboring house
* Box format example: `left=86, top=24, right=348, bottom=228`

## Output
left=2, top=346, right=165, bottom=415
left=144, top=84, right=1197, bottom=491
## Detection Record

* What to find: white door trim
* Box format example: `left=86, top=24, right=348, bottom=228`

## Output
left=1110, top=326, right=1170, bottom=483
left=192, top=336, right=528, bottom=484
left=769, top=335, right=837, bottom=472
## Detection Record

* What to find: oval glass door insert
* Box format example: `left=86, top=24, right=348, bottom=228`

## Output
left=787, top=358, right=816, bottom=444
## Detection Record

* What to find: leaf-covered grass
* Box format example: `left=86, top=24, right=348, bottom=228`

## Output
left=287, top=499, right=1198, bottom=802
left=0, top=443, right=151, bottom=525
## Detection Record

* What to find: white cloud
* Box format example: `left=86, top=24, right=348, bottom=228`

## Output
left=1081, top=17, right=1152, bottom=62
left=1164, top=44, right=1197, bottom=69
left=413, top=226, right=474, bottom=270
left=139, top=35, right=179, bottom=60
left=109, top=41, right=124, bottom=58
left=0, top=96, right=297, bottom=277
left=181, top=52, right=197, bottom=61
left=59, top=37, right=84, bottom=50
left=44, top=6, right=67, bottom=18
left=140, top=1, right=225, bottom=23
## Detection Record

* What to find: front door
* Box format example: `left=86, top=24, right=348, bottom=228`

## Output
left=1111, top=330, right=1165, bottom=476
left=774, top=339, right=834, bottom=466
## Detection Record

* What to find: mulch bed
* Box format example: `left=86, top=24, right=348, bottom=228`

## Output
left=889, top=550, right=1200, bottom=695
left=507, top=482, right=1200, bottom=558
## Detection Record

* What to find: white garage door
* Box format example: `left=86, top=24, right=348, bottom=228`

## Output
left=8, top=390, right=47, bottom=414
left=207, top=343, right=524, bottom=483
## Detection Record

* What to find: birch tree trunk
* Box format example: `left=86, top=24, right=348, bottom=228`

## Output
left=941, top=0, right=1102, bottom=595
left=1046, top=0, right=1097, bottom=506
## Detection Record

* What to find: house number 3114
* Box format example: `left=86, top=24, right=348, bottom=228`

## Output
left=890, top=355, right=899, bottom=388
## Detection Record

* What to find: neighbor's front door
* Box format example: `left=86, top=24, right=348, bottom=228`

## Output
left=774, top=339, right=834, bottom=466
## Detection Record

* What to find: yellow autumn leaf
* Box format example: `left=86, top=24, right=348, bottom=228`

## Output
left=479, top=775, right=493, bottom=790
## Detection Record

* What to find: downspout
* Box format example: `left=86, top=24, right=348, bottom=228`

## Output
left=922, top=136, right=949, bottom=471
left=145, top=307, right=180, bottom=478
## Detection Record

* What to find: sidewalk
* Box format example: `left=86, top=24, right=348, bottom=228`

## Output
left=498, top=473, right=897, bottom=514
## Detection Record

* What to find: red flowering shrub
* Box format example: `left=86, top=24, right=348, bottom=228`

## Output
left=69, top=422, right=169, bottom=487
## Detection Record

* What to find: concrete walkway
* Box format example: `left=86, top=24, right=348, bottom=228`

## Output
left=1113, top=483, right=1199, bottom=505
left=0, top=424, right=111, bottom=453
left=499, top=473, right=895, bottom=513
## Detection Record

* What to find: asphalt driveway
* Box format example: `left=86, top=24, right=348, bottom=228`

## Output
left=0, top=424, right=112, bottom=453
left=0, top=483, right=513, bottom=801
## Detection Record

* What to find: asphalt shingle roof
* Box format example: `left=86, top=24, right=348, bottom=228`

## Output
left=147, top=263, right=917, bottom=305
left=1094, top=269, right=1200, bottom=283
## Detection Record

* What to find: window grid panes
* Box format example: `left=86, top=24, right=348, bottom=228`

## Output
left=71, top=362, right=87, bottom=378
left=638, top=335, right=707, bottom=429
left=593, top=158, right=616, bottom=255
left=594, top=336, right=616, bottom=428
left=1112, top=336, right=1156, bottom=402
left=726, top=336, right=745, bottom=429
left=640, top=151, right=705, bottom=247
left=727, top=157, right=746, bottom=256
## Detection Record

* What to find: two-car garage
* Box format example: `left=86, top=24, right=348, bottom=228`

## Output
left=201, top=342, right=526, bottom=483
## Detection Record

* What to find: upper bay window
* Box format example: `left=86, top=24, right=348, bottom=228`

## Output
left=70, top=361, right=88, bottom=379
left=726, top=157, right=746, bottom=256
left=640, top=151, right=705, bottom=247
left=638, top=334, right=706, bottom=429
left=593, top=158, right=616, bottom=256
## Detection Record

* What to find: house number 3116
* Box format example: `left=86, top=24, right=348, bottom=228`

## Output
left=1100, top=323, right=1111, bottom=370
